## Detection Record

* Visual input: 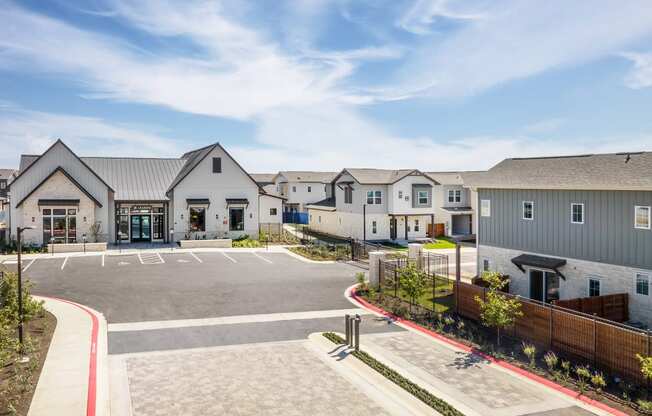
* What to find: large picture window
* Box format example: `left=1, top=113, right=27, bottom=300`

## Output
left=43, top=208, right=77, bottom=244
left=189, top=207, right=206, bottom=232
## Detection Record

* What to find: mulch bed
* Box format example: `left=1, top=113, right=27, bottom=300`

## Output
left=0, top=311, right=57, bottom=416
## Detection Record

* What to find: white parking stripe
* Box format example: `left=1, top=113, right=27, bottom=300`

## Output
left=61, top=256, right=68, bottom=270
left=101, top=254, right=105, bottom=267
left=156, top=253, right=165, bottom=264
left=189, top=252, right=203, bottom=263
left=221, top=251, right=237, bottom=263
left=253, top=252, right=273, bottom=264
left=22, top=259, right=36, bottom=272
left=137, top=253, right=144, bottom=265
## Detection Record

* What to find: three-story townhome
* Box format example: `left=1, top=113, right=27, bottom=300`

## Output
left=469, top=152, right=652, bottom=325
left=307, top=168, right=439, bottom=242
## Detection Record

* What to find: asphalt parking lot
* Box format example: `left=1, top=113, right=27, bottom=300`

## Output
left=9, top=251, right=360, bottom=323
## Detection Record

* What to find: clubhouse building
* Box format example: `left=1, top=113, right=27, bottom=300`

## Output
left=7, top=140, right=283, bottom=245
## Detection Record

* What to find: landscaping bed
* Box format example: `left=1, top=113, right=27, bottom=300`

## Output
left=358, top=287, right=650, bottom=415
left=0, top=272, right=56, bottom=416
left=288, top=244, right=351, bottom=261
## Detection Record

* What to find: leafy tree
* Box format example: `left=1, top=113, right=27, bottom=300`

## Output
left=399, top=263, right=428, bottom=312
left=474, top=271, right=522, bottom=346
left=637, top=354, right=652, bottom=382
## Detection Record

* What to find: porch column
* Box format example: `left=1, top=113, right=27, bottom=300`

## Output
left=430, top=214, right=434, bottom=238
left=404, top=215, right=408, bottom=240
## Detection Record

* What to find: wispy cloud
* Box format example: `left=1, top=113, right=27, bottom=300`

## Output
left=397, top=0, right=487, bottom=35
left=621, top=52, right=652, bottom=89
left=0, top=104, right=181, bottom=167
left=522, top=118, right=565, bottom=135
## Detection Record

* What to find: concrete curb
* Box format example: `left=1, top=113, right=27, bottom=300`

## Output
left=306, top=332, right=438, bottom=416
left=29, top=296, right=109, bottom=416
left=345, top=284, right=626, bottom=416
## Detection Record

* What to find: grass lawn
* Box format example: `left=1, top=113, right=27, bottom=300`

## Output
left=382, top=277, right=454, bottom=313
left=380, top=242, right=408, bottom=251
left=424, top=237, right=456, bottom=250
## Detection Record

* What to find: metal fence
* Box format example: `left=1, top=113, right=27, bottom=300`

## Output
left=378, top=254, right=453, bottom=313
left=351, top=239, right=384, bottom=262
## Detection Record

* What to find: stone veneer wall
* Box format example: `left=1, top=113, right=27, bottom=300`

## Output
left=19, top=171, right=96, bottom=245
left=478, top=244, right=652, bottom=326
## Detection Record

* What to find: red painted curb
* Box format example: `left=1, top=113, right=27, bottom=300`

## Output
left=43, top=296, right=99, bottom=416
left=348, top=287, right=629, bottom=416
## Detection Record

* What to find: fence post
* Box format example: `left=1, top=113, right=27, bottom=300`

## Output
left=394, top=266, right=398, bottom=297
left=345, top=314, right=351, bottom=345
left=592, top=315, right=597, bottom=366
left=549, top=304, right=554, bottom=351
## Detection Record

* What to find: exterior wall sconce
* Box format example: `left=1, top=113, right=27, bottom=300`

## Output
left=180, top=214, right=184, bottom=219
left=215, top=214, right=219, bottom=219
left=31, top=217, right=35, bottom=222
left=83, top=217, right=87, bottom=222
left=249, top=213, right=253, bottom=218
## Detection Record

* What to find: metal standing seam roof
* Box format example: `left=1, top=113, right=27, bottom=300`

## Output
left=83, top=157, right=186, bottom=201
left=466, top=152, right=652, bottom=191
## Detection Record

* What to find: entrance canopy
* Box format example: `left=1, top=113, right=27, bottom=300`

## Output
left=226, top=198, right=249, bottom=206
left=511, top=254, right=567, bottom=280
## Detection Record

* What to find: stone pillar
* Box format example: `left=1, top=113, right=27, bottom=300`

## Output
left=408, top=243, right=424, bottom=270
left=369, top=251, right=386, bottom=288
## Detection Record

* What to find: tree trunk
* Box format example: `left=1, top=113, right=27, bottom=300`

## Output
left=497, top=327, right=501, bottom=346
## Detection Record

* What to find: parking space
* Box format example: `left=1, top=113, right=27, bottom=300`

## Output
left=19, top=250, right=360, bottom=324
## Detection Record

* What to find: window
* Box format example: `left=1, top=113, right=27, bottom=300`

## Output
left=0, top=181, right=5, bottom=189
left=635, top=206, right=651, bottom=230
left=318, top=216, right=321, bottom=223
left=448, top=189, right=461, bottom=203
left=307, top=186, right=312, bottom=193
left=372, top=221, right=377, bottom=234
left=571, top=203, right=584, bottom=224
left=229, top=208, right=244, bottom=231
left=483, top=259, right=490, bottom=272
left=344, top=186, right=352, bottom=204
left=43, top=207, right=77, bottom=244
left=588, top=278, right=601, bottom=297
left=212, top=157, right=221, bottom=173
left=269, top=208, right=277, bottom=216
left=414, top=219, right=420, bottom=232
left=398, top=191, right=403, bottom=199
left=636, top=273, right=650, bottom=296
left=522, top=201, right=534, bottom=220
left=480, top=199, right=491, bottom=217
left=189, top=207, right=206, bottom=232
left=418, top=191, right=428, bottom=205
left=292, top=186, right=297, bottom=193
left=366, top=190, right=382, bottom=204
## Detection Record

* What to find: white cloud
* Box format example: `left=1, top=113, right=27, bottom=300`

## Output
left=522, top=118, right=565, bottom=135
left=621, top=52, right=652, bottom=89
left=0, top=106, right=182, bottom=167
left=397, top=0, right=487, bottom=35
left=393, top=1, right=652, bottom=99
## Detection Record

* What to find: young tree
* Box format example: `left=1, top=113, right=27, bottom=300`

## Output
left=399, top=262, right=428, bottom=312
left=475, top=271, right=522, bottom=346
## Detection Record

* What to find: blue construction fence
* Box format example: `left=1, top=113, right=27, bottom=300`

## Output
left=283, top=212, right=309, bottom=224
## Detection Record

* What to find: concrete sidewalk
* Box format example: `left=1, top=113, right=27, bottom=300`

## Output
left=29, top=297, right=109, bottom=416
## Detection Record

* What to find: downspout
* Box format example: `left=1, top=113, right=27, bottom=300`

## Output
left=362, top=204, right=366, bottom=242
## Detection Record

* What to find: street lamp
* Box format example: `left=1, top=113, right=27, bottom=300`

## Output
left=17, top=225, right=35, bottom=360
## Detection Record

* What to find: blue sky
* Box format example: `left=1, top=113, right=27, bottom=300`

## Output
left=2, top=0, right=652, bottom=172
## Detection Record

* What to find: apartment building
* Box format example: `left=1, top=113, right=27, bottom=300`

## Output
left=307, top=168, right=438, bottom=242
left=470, top=152, right=652, bottom=325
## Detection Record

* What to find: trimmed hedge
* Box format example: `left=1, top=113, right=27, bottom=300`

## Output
left=323, top=332, right=465, bottom=416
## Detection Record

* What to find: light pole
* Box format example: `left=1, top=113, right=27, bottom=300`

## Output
left=17, top=225, right=35, bottom=359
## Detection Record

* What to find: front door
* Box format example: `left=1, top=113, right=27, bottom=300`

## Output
left=389, top=217, right=397, bottom=240
left=131, top=215, right=152, bottom=242
left=529, top=270, right=560, bottom=303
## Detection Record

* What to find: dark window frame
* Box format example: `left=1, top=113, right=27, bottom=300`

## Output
left=212, top=157, right=222, bottom=173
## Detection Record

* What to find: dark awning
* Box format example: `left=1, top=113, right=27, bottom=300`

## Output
left=38, top=199, right=80, bottom=206
left=441, top=206, right=473, bottom=212
left=511, top=254, right=567, bottom=280
left=226, top=198, right=249, bottom=205
left=186, top=198, right=210, bottom=205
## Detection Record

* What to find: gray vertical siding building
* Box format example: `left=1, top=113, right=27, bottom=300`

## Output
left=468, top=152, right=652, bottom=326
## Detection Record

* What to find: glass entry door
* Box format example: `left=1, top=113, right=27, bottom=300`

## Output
left=529, top=270, right=560, bottom=303
left=131, top=215, right=152, bottom=242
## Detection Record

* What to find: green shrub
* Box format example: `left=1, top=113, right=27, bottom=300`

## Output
left=0, top=272, right=44, bottom=326
left=590, top=371, right=606, bottom=393
left=543, top=351, right=558, bottom=373
left=521, top=342, right=537, bottom=369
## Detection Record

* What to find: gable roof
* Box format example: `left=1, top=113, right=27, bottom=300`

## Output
left=467, top=151, right=652, bottom=191
left=84, top=157, right=186, bottom=201
left=166, top=142, right=262, bottom=194
left=15, top=166, right=103, bottom=208
left=11, top=140, right=115, bottom=193
left=0, top=169, right=15, bottom=181
left=277, top=171, right=338, bottom=183
left=251, top=173, right=278, bottom=185
left=335, top=168, right=438, bottom=185
left=427, top=171, right=485, bottom=186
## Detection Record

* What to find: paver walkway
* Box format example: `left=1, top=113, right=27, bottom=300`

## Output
left=361, top=331, right=604, bottom=416
left=110, top=340, right=426, bottom=416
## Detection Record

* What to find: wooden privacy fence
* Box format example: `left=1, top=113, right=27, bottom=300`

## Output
left=456, top=282, right=650, bottom=383
left=554, top=294, right=629, bottom=323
